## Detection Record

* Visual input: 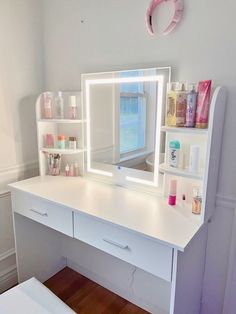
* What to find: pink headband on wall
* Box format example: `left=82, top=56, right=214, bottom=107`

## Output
left=146, top=0, right=184, bottom=36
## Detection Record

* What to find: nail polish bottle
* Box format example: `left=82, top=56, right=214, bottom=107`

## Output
left=168, top=179, right=177, bottom=206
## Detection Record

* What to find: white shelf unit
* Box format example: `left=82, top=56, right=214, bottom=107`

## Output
left=36, top=91, right=85, bottom=177
left=160, top=86, right=227, bottom=223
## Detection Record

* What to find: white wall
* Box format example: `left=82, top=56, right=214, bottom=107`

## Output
left=41, top=1, right=236, bottom=313
left=0, top=0, right=43, bottom=292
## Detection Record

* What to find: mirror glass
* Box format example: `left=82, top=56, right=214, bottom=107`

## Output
left=82, top=67, right=171, bottom=187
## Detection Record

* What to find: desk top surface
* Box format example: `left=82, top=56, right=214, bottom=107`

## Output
left=9, top=176, right=202, bottom=251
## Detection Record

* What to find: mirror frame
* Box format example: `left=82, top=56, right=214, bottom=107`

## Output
left=82, top=67, right=171, bottom=188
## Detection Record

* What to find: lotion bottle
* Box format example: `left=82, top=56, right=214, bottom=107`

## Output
left=189, top=145, right=200, bottom=173
left=166, top=82, right=177, bottom=127
left=69, top=96, right=78, bottom=119
left=176, top=83, right=187, bottom=127
left=186, top=84, right=197, bottom=127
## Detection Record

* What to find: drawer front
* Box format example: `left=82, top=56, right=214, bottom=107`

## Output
left=12, top=191, right=73, bottom=237
left=74, top=213, right=173, bottom=282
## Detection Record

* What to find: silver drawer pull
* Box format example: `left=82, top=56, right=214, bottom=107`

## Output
left=30, top=208, right=48, bottom=217
left=103, top=238, right=129, bottom=250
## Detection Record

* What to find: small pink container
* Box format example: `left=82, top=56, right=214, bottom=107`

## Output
left=45, top=134, right=54, bottom=148
left=168, top=179, right=177, bottom=206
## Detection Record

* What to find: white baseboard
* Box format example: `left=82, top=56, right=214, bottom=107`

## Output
left=0, top=249, right=17, bottom=293
left=0, top=265, right=18, bottom=294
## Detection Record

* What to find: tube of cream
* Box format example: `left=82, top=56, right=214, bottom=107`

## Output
left=195, top=80, right=212, bottom=128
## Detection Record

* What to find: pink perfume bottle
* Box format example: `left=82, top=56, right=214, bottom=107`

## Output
left=43, top=93, right=53, bottom=119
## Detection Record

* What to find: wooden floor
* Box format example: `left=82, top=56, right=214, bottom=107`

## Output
left=44, top=267, right=149, bottom=314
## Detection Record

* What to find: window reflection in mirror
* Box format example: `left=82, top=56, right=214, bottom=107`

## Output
left=82, top=67, right=171, bottom=188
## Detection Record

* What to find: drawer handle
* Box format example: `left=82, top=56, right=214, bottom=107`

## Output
left=30, top=208, right=48, bottom=217
left=103, top=238, right=129, bottom=250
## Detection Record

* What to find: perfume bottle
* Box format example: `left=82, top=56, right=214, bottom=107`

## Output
left=43, top=93, right=53, bottom=119
left=192, top=187, right=202, bottom=215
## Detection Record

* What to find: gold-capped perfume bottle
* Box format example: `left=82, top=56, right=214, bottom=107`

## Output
left=192, top=187, right=202, bottom=215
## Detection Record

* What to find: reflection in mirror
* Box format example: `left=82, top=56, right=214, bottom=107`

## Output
left=82, top=67, right=171, bottom=187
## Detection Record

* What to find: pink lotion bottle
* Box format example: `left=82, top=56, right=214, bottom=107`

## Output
left=168, top=179, right=177, bottom=206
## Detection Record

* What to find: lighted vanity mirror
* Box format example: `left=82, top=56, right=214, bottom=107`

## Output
left=82, top=67, right=171, bottom=187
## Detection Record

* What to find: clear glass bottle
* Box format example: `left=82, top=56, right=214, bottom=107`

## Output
left=192, top=187, right=202, bottom=215
left=54, top=91, right=64, bottom=119
left=43, top=93, right=53, bottom=119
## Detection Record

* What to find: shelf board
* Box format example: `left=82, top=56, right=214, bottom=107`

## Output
left=40, top=148, right=84, bottom=155
left=161, top=126, right=208, bottom=135
left=159, top=163, right=203, bottom=180
left=38, top=119, right=85, bottom=124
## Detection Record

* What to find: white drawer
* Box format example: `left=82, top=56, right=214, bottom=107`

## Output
left=74, top=213, right=173, bottom=282
left=12, top=191, right=73, bottom=237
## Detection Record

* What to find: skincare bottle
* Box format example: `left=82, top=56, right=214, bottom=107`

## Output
left=74, top=162, right=80, bottom=176
left=166, top=82, right=177, bottom=127
left=69, top=96, right=78, bottom=119
left=54, top=91, right=64, bottom=119
left=69, top=137, right=77, bottom=150
left=182, top=194, right=186, bottom=209
left=43, top=93, right=53, bottom=119
left=45, top=134, right=54, bottom=148
left=186, top=84, right=198, bottom=127
left=189, top=145, right=200, bottom=173
left=195, top=80, right=212, bottom=129
left=176, top=83, right=187, bottom=127
left=65, top=164, right=70, bottom=176
left=69, top=164, right=74, bottom=177
left=58, top=135, right=66, bottom=149
left=192, top=188, right=202, bottom=215
left=169, top=140, right=180, bottom=168
left=168, top=179, right=177, bottom=206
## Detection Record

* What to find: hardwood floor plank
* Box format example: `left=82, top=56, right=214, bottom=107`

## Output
left=44, top=267, right=149, bottom=314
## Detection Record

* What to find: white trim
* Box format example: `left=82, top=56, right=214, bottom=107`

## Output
left=0, top=160, right=39, bottom=192
left=0, top=160, right=38, bottom=175
left=0, top=191, right=11, bottom=199
left=216, top=194, right=236, bottom=210
left=223, top=201, right=236, bottom=314
left=0, top=265, right=18, bottom=293
left=0, top=249, right=15, bottom=263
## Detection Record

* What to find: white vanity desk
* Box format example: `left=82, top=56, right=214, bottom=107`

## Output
left=9, top=71, right=226, bottom=313
left=10, top=175, right=204, bottom=314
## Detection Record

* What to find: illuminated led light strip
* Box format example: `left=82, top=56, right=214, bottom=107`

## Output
left=86, top=76, right=163, bottom=86
left=85, top=75, right=164, bottom=183
left=85, top=81, right=113, bottom=177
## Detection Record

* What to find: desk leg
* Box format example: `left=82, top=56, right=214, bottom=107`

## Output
left=13, top=213, right=67, bottom=283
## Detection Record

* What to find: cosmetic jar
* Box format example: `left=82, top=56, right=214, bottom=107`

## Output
left=58, top=135, right=66, bottom=149
left=69, top=137, right=77, bottom=149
